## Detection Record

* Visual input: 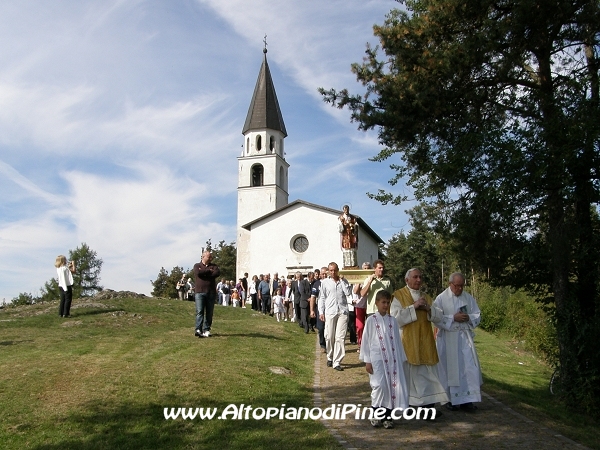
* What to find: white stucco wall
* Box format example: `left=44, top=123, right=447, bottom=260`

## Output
left=356, top=226, right=380, bottom=268
left=240, top=203, right=380, bottom=278
left=236, top=185, right=288, bottom=228
left=237, top=154, right=289, bottom=189
left=244, top=129, right=285, bottom=158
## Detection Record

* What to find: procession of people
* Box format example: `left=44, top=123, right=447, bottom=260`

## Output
left=182, top=247, right=482, bottom=425
left=175, top=203, right=483, bottom=429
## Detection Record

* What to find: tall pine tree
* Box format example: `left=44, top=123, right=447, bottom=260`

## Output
left=321, top=0, right=600, bottom=412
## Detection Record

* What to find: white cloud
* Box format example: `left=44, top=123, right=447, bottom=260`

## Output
left=0, top=162, right=233, bottom=301
left=198, top=0, right=392, bottom=117
left=0, top=0, right=411, bottom=303
left=0, top=77, right=236, bottom=157
left=64, top=162, right=234, bottom=287
left=0, top=160, right=62, bottom=205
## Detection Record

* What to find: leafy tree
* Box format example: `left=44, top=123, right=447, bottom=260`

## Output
left=39, top=278, right=59, bottom=302
left=69, top=243, right=103, bottom=298
left=205, top=239, right=236, bottom=282
left=150, top=240, right=236, bottom=299
left=10, top=292, right=37, bottom=306
left=151, top=266, right=191, bottom=299
left=35, top=244, right=102, bottom=301
left=321, top=0, right=600, bottom=411
left=167, top=266, right=187, bottom=298
left=384, top=205, right=461, bottom=295
left=151, top=267, right=170, bottom=298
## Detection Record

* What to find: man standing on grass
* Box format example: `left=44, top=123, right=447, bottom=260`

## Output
left=176, top=274, right=187, bottom=301
left=193, top=250, right=220, bottom=338
left=319, top=262, right=352, bottom=371
left=390, top=268, right=448, bottom=413
left=258, top=273, right=271, bottom=315
left=434, top=272, right=482, bottom=412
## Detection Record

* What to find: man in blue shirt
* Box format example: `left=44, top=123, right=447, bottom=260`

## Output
left=258, top=274, right=271, bottom=315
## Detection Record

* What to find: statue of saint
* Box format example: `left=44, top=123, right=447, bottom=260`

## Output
left=339, top=205, right=359, bottom=268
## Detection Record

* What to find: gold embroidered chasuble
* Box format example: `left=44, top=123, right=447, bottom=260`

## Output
left=393, top=286, right=439, bottom=366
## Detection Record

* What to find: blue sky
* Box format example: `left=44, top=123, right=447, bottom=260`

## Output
left=0, top=0, right=415, bottom=302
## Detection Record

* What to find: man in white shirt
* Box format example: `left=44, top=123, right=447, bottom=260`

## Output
left=318, top=262, right=352, bottom=371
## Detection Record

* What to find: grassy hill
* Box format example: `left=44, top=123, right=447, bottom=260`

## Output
left=0, top=297, right=341, bottom=450
left=1, top=296, right=597, bottom=449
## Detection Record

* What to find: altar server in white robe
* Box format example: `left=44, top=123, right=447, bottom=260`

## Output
left=360, top=290, right=409, bottom=428
left=390, top=268, right=449, bottom=409
left=434, top=272, right=482, bottom=411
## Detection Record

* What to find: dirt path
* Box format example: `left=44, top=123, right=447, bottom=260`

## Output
left=313, top=341, right=588, bottom=450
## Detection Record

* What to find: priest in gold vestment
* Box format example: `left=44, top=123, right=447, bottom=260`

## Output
left=390, top=268, right=449, bottom=409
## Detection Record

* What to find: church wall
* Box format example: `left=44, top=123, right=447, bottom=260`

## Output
left=243, top=130, right=285, bottom=158
left=356, top=227, right=380, bottom=268
left=236, top=228, right=251, bottom=279
left=236, top=185, right=288, bottom=229
left=241, top=204, right=380, bottom=279
left=246, top=205, right=340, bottom=278
left=237, top=154, right=288, bottom=188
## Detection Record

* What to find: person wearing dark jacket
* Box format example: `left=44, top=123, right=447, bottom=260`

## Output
left=193, top=251, right=220, bottom=338
left=292, top=272, right=312, bottom=333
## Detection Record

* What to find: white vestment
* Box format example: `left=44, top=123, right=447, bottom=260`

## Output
left=360, top=312, right=409, bottom=410
left=390, top=287, right=449, bottom=406
left=433, top=287, right=483, bottom=405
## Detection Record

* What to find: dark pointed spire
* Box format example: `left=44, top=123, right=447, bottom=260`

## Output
left=242, top=44, right=287, bottom=137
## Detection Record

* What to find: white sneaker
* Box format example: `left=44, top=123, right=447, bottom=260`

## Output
left=284, top=318, right=288, bottom=322
left=202, top=330, right=211, bottom=337
left=291, top=318, right=296, bottom=322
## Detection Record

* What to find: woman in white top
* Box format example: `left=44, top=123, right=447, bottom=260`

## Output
left=249, top=275, right=258, bottom=310
left=55, top=255, right=76, bottom=317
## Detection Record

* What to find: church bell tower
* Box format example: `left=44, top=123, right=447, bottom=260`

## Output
left=236, top=44, right=289, bottom=276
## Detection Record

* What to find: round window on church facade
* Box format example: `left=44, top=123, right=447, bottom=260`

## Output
left=291, top=235, right=309, bottom=253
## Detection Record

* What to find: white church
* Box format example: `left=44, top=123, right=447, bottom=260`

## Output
left=236, top=48, right=383, bottom=278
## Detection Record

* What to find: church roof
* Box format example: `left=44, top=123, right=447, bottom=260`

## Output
left=242, top=49, right=287, bottom=137
left=241, top=199, right=384, bottom=244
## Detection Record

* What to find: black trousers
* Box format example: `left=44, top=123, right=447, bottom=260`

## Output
left=261, top=295, right=271, bottom=314
left=316, top=314, right=326, bottom=348
left=348, top=310, right=357, bottom=344
left=59, top=285, right=73, bottom=317
left=301, top=306, right=310, bottom=332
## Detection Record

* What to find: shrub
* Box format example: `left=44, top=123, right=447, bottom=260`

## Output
left=473, top=282, right=508, bottom=332
left=10, top=292, right=37, bottom=307
left=471, top=281, right=558, bottom=363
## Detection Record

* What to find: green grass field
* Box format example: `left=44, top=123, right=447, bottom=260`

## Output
left=0, top=298, right=341, bottom=450
left=1, top=297, right=596, bottom=449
